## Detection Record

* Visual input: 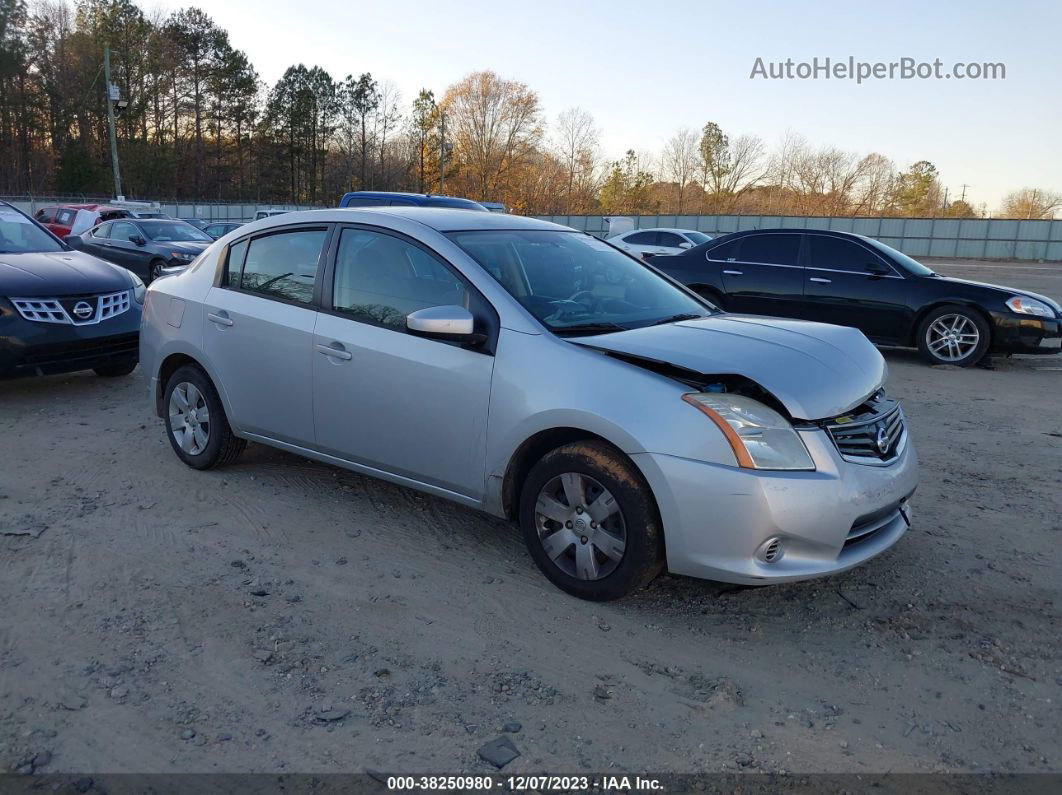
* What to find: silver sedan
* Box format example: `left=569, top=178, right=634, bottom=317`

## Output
left=140, top=208, right=918, bottom=600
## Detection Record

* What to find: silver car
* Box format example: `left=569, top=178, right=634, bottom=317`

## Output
left=140, top=209, right=918, bottom=601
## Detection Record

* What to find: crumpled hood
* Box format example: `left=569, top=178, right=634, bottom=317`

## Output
left=933, top=275, right=1062, bottom=313
left=0, top=251, right=133, bottom=297
left=570, top=314, right=886, bottom=420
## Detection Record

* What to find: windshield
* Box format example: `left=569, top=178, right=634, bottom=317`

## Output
left=0, top=206, right=64, bottom=253
left=685, top=231, right=712, bottom=245
left=141, top=222, right=211, bottom=243
left=447, top=230, right=711, bottom=333
left=865, top=237, right=935, bottom=276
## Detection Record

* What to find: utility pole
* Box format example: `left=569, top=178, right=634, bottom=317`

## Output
left=104, top=47, right=123, bottom=199
left=959, top=184, right=971, bottom=203
left=438, top=111, right=446, bottom=194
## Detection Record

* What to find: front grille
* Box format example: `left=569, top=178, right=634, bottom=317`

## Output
left=825, top=405, right=906, bottom=465
left=12, top=298, right=68, bottom=324
left=21, top=332, right=139, bottom=366
left=12, top=291, right=131, bottom=325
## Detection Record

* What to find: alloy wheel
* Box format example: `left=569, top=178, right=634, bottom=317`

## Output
left=926, top=313, right=980, bottom=362
left=168, top=381, right=211, bottom=456
left=534, top=472, right=627, bottom=581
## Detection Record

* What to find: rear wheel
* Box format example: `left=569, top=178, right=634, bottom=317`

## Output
left=163, top=365, right=245, bottom=470
left=916, top=305, right=990, bottom=367
left=519, top=440, right=663, bottom=601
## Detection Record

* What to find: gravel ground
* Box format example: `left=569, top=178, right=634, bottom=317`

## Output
left=0, top=260, right=1059, bottom=776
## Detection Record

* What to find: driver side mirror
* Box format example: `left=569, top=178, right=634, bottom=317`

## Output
left=678, top=241, right=693, bottom=249
left=865, top=262, right=890, bottom=276
left=406, top=305, right=485, bottom=345
left=63, top=235, right=83, bottom=250
left=129, top=235, right=146, bottom=246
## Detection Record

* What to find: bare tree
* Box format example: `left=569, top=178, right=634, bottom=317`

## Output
left=661, top=127, right=699, bottom=213
left=553, top=106, right=599, bottom=213
left=999, top=187, right=1062, bottom=219
left=440, top=70, right=542, bottom=201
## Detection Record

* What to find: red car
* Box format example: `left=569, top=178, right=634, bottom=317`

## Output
left=34, top=204, right=131, bottom=239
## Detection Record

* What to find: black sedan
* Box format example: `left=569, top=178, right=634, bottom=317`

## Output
left=651, top=228, right=1061, bottom=367
left=0, top=201, right=142, bottom=380
left=66, top=218, right=212, bottom=282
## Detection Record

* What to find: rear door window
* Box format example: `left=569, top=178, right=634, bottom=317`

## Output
left=240, top=228, right=327, bottom=304
left=737, top=234, right=801, bottom=267
left=55, top=209, right=76, bottom=227
left=706, top=238, right=741, bottom=261
left=624, top=231, right=659, bottom=246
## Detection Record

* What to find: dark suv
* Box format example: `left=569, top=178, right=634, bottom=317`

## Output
left=0, top=201, right=142, bottom=379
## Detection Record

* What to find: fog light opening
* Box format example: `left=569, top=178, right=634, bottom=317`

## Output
left=758, top=537, right=785, bottom=564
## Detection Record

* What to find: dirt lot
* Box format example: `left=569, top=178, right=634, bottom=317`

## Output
left=1, top=260, right=1059, bottom=776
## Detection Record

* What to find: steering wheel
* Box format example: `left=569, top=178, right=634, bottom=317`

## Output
left=567, top=290, right=600, bottom=311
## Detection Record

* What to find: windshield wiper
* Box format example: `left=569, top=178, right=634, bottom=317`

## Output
left=648, top=313, right=707, bottom=327
left=551, top=322, right=628, bottom=336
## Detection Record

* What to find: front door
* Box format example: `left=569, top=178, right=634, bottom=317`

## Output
left=718, top=232, right=805, bottom=317
left=202, top=225, right=329, bottom=445
left=801, top=234, right=910, bottom=343
left=312, top=226, right=495, bottom=499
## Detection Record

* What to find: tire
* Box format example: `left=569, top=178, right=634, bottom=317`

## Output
left=149, top=259, right=166, bottom=283
left=163, top=364, right=245, bottom=470
left=916, top=304, right=990, bottom=367
left=93, top=361, right=137, bottom=377
left=518, top=440, right=664, bottom=601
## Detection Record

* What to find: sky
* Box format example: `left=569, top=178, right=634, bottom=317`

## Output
left=156, top=0, right=1061, bottom=211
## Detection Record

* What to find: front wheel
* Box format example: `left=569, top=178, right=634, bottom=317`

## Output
left=916, top=305, right=990, bottom=367
left=519, top=441, right=664, bottom=601
left=149, top=259, right=166, bottom=283
left=163, top=365, right=245, bottom=470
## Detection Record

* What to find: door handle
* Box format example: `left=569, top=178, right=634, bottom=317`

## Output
left=207, top=311, right=234, bottom=327
left=316, top=343, right=352, bottom=361
left=808, top=277, right=832, bottom=284
left=723, top=270, right=743, bottom=276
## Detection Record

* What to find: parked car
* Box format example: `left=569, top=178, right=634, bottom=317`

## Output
left=253, top=208, right=290, bottom=221
left=338, top=191, right=488, bottom=211
left=141, top=208, right=917, bottom=601
left=67, top=218, right=213, bottom=282
left=0, top=201, right=142, bottom=380
left=179, top=218, right=209, bottom=230
left=608, top=228, right=713, bottom=259
left=651, top=228, right=1062, bottom=367
left=480, top=201, right=508, bottom=213
left=202, top=221, right=244, bottom=240
left=34, top=203, right=132, bottom=238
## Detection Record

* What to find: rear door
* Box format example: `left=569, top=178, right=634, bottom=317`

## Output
left=202, top=225, right=330, bottom=445
left=801, top=234, right=910, bottom=342
left=311, top=225, right=496, bottom=498
left=719, top=232, right=805, bottom=317
left=80, top=222, right=114, bottom=260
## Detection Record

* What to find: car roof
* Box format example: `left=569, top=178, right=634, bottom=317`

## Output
left=248, top=207, right=571, bottom=233
left=623, top=227, right=702, bottom=234
left=713, top=227, right=872, bottom=241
